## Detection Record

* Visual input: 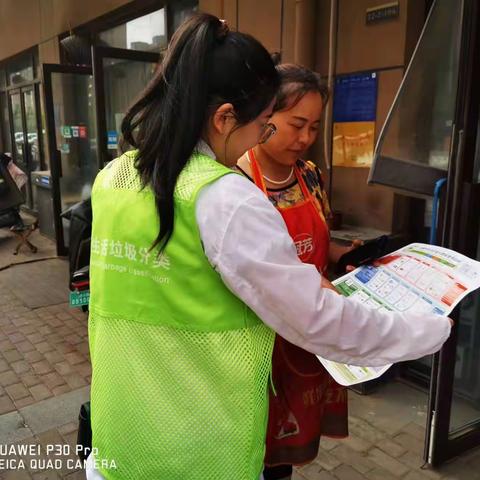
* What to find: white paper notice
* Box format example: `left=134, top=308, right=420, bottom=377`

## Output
left=318, top=243, right=480, bottom=386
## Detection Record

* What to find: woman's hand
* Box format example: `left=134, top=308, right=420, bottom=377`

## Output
left=329, top=239, right=364, bottom=270
left=350, top=239, right=364, bottom=249
left=321, top=276, right=338, bottom=293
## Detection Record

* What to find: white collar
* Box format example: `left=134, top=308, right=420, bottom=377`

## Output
left=195, top=139, right=216, bottom=160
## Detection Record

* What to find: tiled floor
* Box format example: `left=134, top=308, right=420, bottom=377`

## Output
left=0, top=216, right=56, bottom=272
left=0, top=260, right=89, bottom=415
left=295, top=383, right=480, bottom=480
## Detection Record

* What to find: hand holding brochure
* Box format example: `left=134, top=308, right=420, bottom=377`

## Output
left=318, top=243, right=480, bottom=386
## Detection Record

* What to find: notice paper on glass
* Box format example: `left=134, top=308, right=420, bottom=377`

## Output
left=318, top=243, right=480, bottom=386
left=332, top=72, right=377, bottom=168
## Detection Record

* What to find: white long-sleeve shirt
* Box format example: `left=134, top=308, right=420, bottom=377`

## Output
left=194, top=149, right=451, bottom=367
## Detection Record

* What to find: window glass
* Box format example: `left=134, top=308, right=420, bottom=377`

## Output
left=99, top=9, right=167, bottom=52
left=369, top=0, right=463, bottom=194
left=7, top=54, right=34, bottom=85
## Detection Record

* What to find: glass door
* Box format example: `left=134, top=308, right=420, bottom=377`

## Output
left=368, top=0, right=480, bottom=465
left=23, top=86, right=42, bottom=210
left=8, top=86, right=42, bottom=210
left=10, top=91, right=26, bottom=169
left=43, top=64, right=98, bottom=255
left=0, top=91, right=12, bottom=154
left=426, top=0, right=480, bottom=465
left=92, top=46, right=159, bottom=165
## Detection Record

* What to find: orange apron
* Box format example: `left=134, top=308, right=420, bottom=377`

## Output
left=248, top=149, right=348, bottom=466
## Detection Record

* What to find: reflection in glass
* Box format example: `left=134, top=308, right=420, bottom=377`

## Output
left=10, top=91, right=34, bottom=207
left=170, top=0, right=199, bottom=33
left=370, top=0, right=463, bottom=190
left=51, top=73, right=97, bottom=246
left=38, top=91, right=49, bottom=181
left=10, top=92, right=25, bottom=168
left=7, top=54, right=34, bottom=85
left=102, top=58, right=156, bottom=159
left=99, top=9, right=167, bottom=52
left=0, top=69, right=6, bottom=89
left=0, top=93, right=12, bottom=153
left=449, top=231, right=480, bottom=434
left=23, top=89, right=40, bottom=210
left=23, top=89, right=40, bottom=172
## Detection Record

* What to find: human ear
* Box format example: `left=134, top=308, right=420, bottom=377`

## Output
left=211, top=103, right=236, bottom=135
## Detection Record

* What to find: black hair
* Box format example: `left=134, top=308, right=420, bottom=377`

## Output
left=274, top=63, right=329, bottom=112
left=121, top=13, right=279, bottom=252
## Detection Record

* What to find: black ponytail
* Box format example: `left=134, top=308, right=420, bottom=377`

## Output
left=121, top=13, right=279, bottom=252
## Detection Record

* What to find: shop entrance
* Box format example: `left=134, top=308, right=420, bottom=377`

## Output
left=366, top=0, right=480, bottom=465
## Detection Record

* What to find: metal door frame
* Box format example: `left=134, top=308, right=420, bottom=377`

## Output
left=91, top=46, right=159, bottom=166
left=42, top=63, right=93, bottom=256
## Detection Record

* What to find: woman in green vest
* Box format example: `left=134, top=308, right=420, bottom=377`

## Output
left=87, top=13, right=451, bottom=480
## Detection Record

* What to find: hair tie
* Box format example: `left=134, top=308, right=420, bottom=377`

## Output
left=217, top=18, right=230, bottom=40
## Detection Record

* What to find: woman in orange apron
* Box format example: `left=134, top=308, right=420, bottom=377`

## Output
left=237, top=64, right=361, bottom=480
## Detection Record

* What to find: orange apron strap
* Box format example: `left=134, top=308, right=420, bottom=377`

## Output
left=294, top=165, right=313, bottom=201
left=249, top=148, right=311, bottom=200
left=247, top=149, right=268, bottom=194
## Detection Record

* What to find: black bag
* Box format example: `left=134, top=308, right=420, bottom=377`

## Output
left=77, top=401, right=92, bottom=461
left=61, top=198, right=92, bottom=282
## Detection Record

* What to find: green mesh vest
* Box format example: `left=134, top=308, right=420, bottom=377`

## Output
left=88, top=151, right=275, bottom=480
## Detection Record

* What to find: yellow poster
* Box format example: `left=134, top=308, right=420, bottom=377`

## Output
left=333, top=121, right=375, bottom=168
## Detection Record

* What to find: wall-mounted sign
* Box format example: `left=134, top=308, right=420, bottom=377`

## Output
left=107, top=131, right=118, bottom=150
left=366, top=1, right=399, bottom=24
left=61, top=125, right=89, bottom=140
left=333, top=72, right=378, bottom=168
left=61, top=126, right=72, bottom=139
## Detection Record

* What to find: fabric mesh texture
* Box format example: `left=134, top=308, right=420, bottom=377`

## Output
left=175, top=153, right=229, bottom=201
left=90, top=313, right=273, bottom=480
left=97, top=151, right=231, bottom=202
left=99, top=153, right=143, bottom=192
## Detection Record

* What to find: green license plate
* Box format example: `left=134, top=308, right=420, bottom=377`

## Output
left=69, top=290, right=90, bottom=308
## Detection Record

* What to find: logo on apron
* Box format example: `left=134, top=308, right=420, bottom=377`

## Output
left=294, top=233, right=315, bottom=261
